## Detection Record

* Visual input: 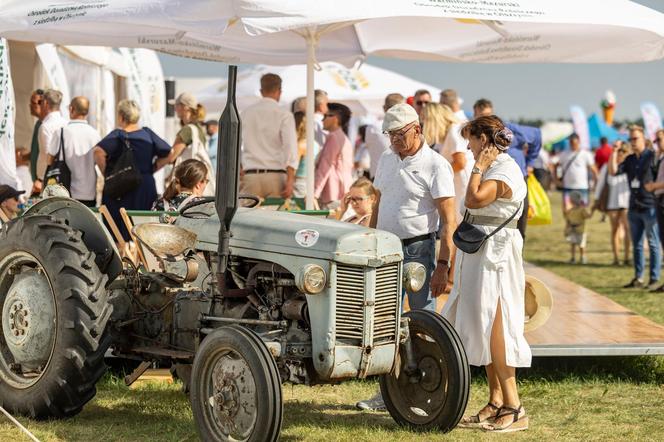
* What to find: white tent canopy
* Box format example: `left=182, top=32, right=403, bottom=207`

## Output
left=2, top=1, right=664, bottom=64
left=3, top=0, right=664, bottom=207
left=196, top=62, right=441, bottom=117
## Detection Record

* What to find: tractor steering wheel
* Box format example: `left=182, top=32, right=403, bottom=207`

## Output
left=179, top=195, right=260, bottom=218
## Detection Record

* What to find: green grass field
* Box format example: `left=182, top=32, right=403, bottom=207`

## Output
left=1, top=192, right=664, bottom=441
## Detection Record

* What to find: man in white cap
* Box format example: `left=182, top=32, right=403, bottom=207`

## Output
left=356, top=103, right=457, bottom=411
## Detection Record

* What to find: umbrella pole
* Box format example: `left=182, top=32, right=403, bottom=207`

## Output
left=305, top=30, right=316, bottom=210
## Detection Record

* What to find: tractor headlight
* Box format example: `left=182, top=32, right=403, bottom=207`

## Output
left=403, top=262, right=426, bottom=293
left=297, top=264, right=327, bottom=294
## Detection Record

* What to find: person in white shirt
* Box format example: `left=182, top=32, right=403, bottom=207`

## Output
left=37, top=89, right=67, bottom=189
left=356, top=103, right=456, bottom=412
left=314, top=89, right=329, bottom=148
left=554, top=133, right=598, bottom=212
left=439, top=88, right=468, bottom=123
left=46, top=97, right=100, bottom=206
left=364, top=93, right=404, bottom=179
left=240, top=74, right=298, bottom=199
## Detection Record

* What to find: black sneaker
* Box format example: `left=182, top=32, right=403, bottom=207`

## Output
left=648, top=280, right=661, bottom=291
left=650, top=283, right=664, bottom=293
left=623, top=278, right=645, bottom=289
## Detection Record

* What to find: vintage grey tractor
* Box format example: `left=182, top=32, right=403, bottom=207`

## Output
left=0, top=67, right=470, bottom=441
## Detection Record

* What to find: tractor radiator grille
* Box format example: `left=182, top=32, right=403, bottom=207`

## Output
left=335, top=263, right=400, bottom=345
left=373, top=263, right=400, bottom=344
left=335, top=265, right=365, bottom=343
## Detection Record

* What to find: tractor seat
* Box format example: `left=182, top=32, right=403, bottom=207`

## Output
left=133, top=223, right=198, bottom=261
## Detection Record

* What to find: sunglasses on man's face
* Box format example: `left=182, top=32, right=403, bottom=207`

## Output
left=416, top=100, right=429, bottom=107
left=323, top=113, right=337, bottom=119
left=629, top=137, right=640, bottom=142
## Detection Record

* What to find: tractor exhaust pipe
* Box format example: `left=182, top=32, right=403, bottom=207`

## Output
left=216, top=65, right=241, bottom=291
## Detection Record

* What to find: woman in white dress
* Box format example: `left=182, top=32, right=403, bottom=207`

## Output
left=441, top=115, right=531, bottom=433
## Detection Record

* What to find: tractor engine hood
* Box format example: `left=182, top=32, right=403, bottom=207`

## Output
left=192, top=208, right=403, bottom=266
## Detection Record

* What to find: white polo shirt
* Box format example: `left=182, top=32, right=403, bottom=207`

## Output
left=47, top=119, right=100, bottom=201
left=559, top=148, right=594, bottom=190
left=373, top=142, right=455, bottom=239
left=38, top=111, right=67, bottom=180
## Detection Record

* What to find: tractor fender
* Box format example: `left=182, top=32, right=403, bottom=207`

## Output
left=23, top=197, right=123, bottom=281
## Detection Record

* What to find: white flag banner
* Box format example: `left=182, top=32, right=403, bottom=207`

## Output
left=641, top=102, right=663, bottom=141
left=35, top=43, right=70, bottom=118
left=119, top=48, right=165, bottom=136
left=570, top=105, right=591, bottom=150
left=99, top=69, right=116, bottom=136
left=0, top=38, right=20, bottom=189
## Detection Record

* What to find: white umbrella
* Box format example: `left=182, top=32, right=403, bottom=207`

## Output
left=3, top=0, right=664, bottom=208
left=196, top=62, right=441, bottom=117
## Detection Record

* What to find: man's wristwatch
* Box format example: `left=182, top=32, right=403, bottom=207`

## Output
left=436, top=259, right=450, bottom=267
left=471, top=166, right=483, bottom=175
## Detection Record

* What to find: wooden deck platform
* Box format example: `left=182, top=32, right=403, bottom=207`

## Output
left=433, top=263, right=664, bottom=356
left=522, top=263, right=664, bottom=356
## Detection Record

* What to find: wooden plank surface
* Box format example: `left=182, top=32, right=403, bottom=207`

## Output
left=522, top=263, right=664, bottom=346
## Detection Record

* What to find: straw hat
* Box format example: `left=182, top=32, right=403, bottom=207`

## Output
left=524, top=275, right=553, bottom=332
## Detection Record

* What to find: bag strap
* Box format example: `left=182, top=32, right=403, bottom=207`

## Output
left=485, top=202, right=523, bottom=240
left=55, top=127, right=65, bottom=161
left=560, top=151, right=580, bottom=180
left=122, top=130, right=132, bottom=151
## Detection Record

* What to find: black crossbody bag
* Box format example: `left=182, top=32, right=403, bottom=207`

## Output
left=103, top=131, right=142, bottom=200
left=453, top=203, right=522, bottom=254
left=43, top=128, right=71, bottom=190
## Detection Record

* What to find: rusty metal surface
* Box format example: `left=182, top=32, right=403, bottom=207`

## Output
left=133, top=223, right=198, bottom=259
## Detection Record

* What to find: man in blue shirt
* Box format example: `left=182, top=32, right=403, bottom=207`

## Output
left=204, top=119, right=219, bottom=172
left=473, top=99, right=542, bottom=240
left=610, top=125, right=661, bottom=290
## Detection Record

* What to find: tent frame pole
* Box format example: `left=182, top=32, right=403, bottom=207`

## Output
left=304, top=28, right=317, bottom=210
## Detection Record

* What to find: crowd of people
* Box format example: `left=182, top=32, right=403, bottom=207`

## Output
left=9, top=71, right=664, bottom=433
left=537, top=125, right=664, bottom=292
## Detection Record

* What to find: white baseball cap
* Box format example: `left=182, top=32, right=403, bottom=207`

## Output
left=382, top=103, right=419, bottom=132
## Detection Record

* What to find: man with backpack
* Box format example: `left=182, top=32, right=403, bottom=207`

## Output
left=46, top=96, right=100, bottom=207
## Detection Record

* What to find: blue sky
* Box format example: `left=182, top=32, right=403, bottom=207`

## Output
left=158, top=0, right=664, bottom=121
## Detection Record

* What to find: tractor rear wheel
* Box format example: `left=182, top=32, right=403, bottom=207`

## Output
left=0, top=215, right=112, bottom=419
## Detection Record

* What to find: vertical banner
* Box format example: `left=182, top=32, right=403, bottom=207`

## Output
left=35, top=43, right=71, bottom=120
left=118, top=48, right=165, bottom=137
left=569, top=105, right=591, bottom=149
left=0, top=38, right=20, bottom=189
left=641, top=102, right=663, bottom=141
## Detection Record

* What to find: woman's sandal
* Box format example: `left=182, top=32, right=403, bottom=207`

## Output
left=481, top=405, right=529, bottom=433
left=457, top=402, right=501, bottom=428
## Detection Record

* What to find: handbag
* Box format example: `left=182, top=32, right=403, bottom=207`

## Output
left=43, top=128, right=71, bottom=190
left=596, top=170, right=610, bottom=213
left=103, top=131, right=142, bottom=200
left=453, top=203, right=522, bottom=254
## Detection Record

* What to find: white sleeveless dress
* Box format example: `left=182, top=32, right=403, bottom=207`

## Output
left=441, top=153, right=532, bottom=368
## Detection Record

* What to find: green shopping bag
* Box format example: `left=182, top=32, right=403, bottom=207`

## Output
left=527, top=174, right=552, bottom=226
